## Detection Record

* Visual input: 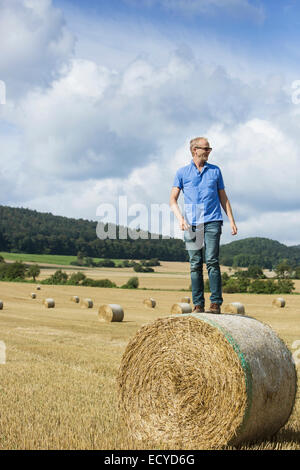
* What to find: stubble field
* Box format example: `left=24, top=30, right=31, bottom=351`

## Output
left=0, top=261, right=299, bottom=450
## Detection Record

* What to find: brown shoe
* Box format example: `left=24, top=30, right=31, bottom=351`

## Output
left=207, top=303, right=221, bottom=314
left=192, top=305, right=205, bottom=313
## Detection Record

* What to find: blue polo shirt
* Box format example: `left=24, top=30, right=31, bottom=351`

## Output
left=173, top=160, right=225, bottom=225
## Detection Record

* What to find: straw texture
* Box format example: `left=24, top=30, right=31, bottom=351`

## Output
left=118, top=313, right=297, bottom=449
left=98, top=304, right=124, bottom=322
left=171, top=303, right=192, bottom=314
left=143, top=298, right=156, bottom=308
left=272, top=298, right=285, bottom=308
left=224, top=302, right=245, bottom=315
left=70, top=295, right=80, bottom=303
left=43, top=298, right=55, bottom=308
left=181, top=297, right=191, bottom=304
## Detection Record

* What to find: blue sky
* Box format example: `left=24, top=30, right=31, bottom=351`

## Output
left=55, top=0, right=300, bottom=69
left=1, top=0, right=300, bottom=246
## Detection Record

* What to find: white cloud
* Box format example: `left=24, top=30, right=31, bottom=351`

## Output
left=209, top=118, right=300, bottom=214
left=0, top=0, right=74, bottom=98
left=225, top=210, right=300, bottom=246
left=1, top=0, right=300, bottom=247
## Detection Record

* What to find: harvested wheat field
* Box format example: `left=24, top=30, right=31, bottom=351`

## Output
left=0, top=271, right=300, bottom=450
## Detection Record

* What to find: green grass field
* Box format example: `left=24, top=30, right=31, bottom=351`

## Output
left=0, top=252, right=125, bottom=266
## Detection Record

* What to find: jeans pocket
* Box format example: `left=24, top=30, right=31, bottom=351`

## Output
left=208, top=221, right=222, bottom=235
left=184, top=228, right=204, bottom=250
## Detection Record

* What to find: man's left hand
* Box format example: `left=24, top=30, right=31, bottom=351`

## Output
left=231, top=222, right=238, bottom=235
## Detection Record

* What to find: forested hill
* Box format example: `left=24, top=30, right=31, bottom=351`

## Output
left=0, top=205, right=188, bottom=261
left=0, top=205, right=299, bottom=267
left=219, top=237, right=300, bottom=268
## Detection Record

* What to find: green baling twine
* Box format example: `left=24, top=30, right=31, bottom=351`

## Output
left=177, top=313, right=253, bottom=437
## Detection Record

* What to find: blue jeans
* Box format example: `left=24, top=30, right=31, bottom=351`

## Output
left=184, top=221, right=223, bottom=307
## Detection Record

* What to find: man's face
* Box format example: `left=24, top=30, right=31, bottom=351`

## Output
left=192, top=140, right=212, bottom=163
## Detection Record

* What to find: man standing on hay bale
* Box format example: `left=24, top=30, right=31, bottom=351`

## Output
left=170, top=137, right=237, bottom=314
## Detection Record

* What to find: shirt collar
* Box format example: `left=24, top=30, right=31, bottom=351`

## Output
left=191, top=159, right=208, bottom=170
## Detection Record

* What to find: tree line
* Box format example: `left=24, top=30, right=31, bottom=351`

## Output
left=0, top=257, right=298, bottom=294
left=0, top=257, right=139, bottom=289
left=1, top=205, right=300, bottom=268
left=0, top=205, right=188, bottom=261
left=219, top=237, right=300, bottom=269
left=204, top=262, right=297, bottom=294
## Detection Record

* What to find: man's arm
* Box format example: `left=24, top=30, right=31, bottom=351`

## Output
left=218, top=189, right=238, bottom=235
left=170, top=187, right=189, bottom=231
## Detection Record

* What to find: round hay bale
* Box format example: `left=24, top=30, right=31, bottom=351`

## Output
left=81, top=298, right=93, bottom=309
left=31, top=293, right=36, bottom=299
left=36, top=285, right=41, bottom=290
left=171, top=302, right=192, bottom=314
left=70, top=295, right=80, bottom=303
left=180, top=297, right=191, bottom=303
left=0, top=300, right=3, bottom=310
left=143, top=298, right=156, bottom=309
left=272, top=297, right=285, bottom=308
left=43, top=298, right=55, bottom=308
left=118, top=313, right=297, bottom=449
left=98, top=304, right=124, bottom=322
left=224, top=302, right=245, bottom=315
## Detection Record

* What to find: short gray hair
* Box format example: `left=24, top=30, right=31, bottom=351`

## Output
left=190, top=137, right=208, bottom=155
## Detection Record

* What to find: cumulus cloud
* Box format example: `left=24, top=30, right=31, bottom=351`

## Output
left=210, top=118, right=300, bottom=213
left=1, top=0, right=300, bottom=246
left=0, top=0, right=74, bottom=98
left=2, top=50, right=273, bottom=187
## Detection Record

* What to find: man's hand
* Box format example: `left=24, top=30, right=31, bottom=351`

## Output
left=231, top=221, right=238, bottom=235
left=180, top=217, right=190, bottom=231
left=170, top=188, right=190, bottom=231
left=218, top=189, right=238, bottom=236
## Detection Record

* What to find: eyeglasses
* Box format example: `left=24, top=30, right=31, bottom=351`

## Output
left=194, top=146, right=212, bottom=151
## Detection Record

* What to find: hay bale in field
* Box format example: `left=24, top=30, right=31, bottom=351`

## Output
left=31, top=293, right=36, bottom=299
left=224, top=302, right=245, bottom=315
left=143, top=298, right=156, bottom=309
left=118, top=313, right=297, bottom=449
left=70, top=295, right=80, bottom=303
left=0, top=300, right=3, bottom=310
left=98, top=304, right=124, bottom=322
left=171, top=302, right=192, bottom=314
left=36, top=285, right=41, bottom=290
left=180, top=296, right=191, bottom=303
left=43, top=298, right=55, bottom=308
left=272, top=297, right=285, bottom=308
left=81, top=298, right=93, bottom=308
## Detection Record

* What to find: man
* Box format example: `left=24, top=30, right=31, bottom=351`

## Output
left=170, top=137, right=237, bottom=314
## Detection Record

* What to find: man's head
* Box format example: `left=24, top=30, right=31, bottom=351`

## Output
left=190, top=137, right=212, bottom=164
